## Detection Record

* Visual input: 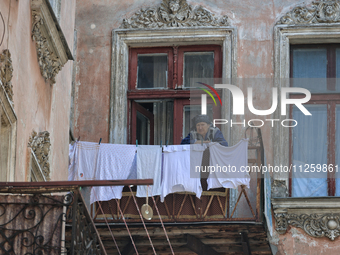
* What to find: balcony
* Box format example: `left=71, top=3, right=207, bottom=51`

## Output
left=92, top=129, right=264, bottom=224
left=89, top=128, right=271, bottom=254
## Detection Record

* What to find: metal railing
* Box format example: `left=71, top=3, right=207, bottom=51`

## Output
left=0, top=179, right=153, bottom=254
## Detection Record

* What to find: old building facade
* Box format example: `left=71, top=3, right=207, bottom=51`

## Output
left=71, top=0, right=340, bottom=254
left=1, top=0, right=340, bottom=254
left=0, top=0, right=76, bottom=182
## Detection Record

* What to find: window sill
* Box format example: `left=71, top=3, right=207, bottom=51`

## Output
left=272, top=197, right=340, bottom=240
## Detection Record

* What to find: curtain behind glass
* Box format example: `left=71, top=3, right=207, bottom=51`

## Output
left=292, top=105, right=328, bottom=197
left=136, top=112, right=150, bottom=145
left=137, top=54, right=167, bottom=89
left=184, top=52, right=214, bottom=88
left=335, top=105, right=340, bottom=196
left=153, top=100, right=173, bottom=145
left=292, top=48, right=327, bottom=93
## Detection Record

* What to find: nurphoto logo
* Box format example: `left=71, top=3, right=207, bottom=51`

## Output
left=199, top=83, right=312, bottom=128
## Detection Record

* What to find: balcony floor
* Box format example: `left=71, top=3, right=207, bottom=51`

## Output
left=93, top=222, right=272, bottom=255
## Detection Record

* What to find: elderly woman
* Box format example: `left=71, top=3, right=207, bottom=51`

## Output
left=180, top=115, right=228, bottom=146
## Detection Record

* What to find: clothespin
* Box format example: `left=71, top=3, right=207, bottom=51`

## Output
left=166, top=140, right=168, bottom=147
left=160, top=140, right=162, bottom=147
left=136, top=140, right=138, bottom=147
left=99, top=138, right=102, bottom=145
left=77, top=136, right=80, bottom=142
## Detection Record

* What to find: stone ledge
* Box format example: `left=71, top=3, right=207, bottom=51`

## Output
left=31, top=0, right=73, bottom=84
left=272, top=197, right=340, bottom=240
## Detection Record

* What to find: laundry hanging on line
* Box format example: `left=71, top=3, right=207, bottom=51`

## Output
left=68, top=140, right=251, bottom=204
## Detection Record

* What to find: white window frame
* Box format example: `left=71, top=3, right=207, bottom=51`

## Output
left=110, top=27, right=237, bottom=144
left=273, top=24, right=340, bottom=187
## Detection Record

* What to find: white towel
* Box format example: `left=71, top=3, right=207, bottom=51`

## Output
left=68, top=141, right=99, bottom=181
left=160, top=144, right=206, bottom=202
left=207, top=139, right=250, bottom=190
left=90, top=144, right=137, bottom=204
left=136, top=145, right=162, bottom=197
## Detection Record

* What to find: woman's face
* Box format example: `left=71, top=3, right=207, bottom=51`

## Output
left=196, top=122, right=210, bottom=138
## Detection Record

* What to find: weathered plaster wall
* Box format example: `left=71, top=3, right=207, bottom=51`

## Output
left=71, top=0, right=302, bottom=153
left=271, top=226, right=340, bottom=255
left=0, top=0, right=75, bottom=181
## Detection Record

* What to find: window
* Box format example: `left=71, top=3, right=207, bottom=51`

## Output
left=48, top=0, right=61, bottom=22
left=0, top=81, right=16, bottom=181
left=28, top=131, right=51, bottom=182
left=30, top=148, right=47, bottom=182
left=128, top=45, right=222, bottom=145
left=290, top=44, right=340, bottom=197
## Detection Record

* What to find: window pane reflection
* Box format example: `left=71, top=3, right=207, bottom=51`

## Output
left=184, top=52, right=214, bottom=88
left=137, top=54, right=168, bottom=89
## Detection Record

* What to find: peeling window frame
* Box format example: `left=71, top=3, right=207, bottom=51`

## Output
left=110, top=28, right=236, bottom=144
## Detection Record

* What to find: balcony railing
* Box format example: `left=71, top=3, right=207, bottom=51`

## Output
left=0, top=180, right=152, bottom=255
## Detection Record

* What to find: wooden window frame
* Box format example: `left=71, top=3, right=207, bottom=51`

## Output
left=128, top=45, right=223, bottom=145
left=289, top=44, right=340, bottom=196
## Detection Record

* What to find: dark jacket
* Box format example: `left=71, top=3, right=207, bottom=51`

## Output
left=180, top=126, right=228, bottom=146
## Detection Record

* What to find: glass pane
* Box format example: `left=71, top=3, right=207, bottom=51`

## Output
left=48, top=0, right=61, bottom=22
left=292, top=48, right=327, bottom=93
left=183, top=105, right=213, bottom=138
left=136, top=100, right=173, bottom=145
left=335, top=105, right=340, bottom=196
left=335, top=49, right=340, bottom=91
left=136, top=112, right=150, bottom=145
left=137, top=54, right=167, bottom=89
left=153, top=100, right=173, bottom=145
left=292, top=105, right=328, bottom=197
left=184, top=52, right=214, bottom=88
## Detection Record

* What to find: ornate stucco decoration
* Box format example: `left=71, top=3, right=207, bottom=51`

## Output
left=275, top=213, right=340, bottom=240
left=272, top=197, right=340, bottom=240
left=31, top=0, right=73, bottom=84
left=278, top=0, right=340, bottom=25
left=28, top=131, right=51, bottom=181
left=0, top=49, right=13, bottom=105
left=120, top=0, right=229, bottom=28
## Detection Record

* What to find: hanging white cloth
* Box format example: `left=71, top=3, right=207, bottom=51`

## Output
left=207, top=139, right=250, bottom=190
left=136, top=145, right=162, bottom=197
left=160, top=144, right=206, bottom=202
left=68, top=141, right=99, bottom=181
left=90, top=143, right=137, bottom=204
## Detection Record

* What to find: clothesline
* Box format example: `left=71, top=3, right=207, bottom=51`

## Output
left=68, top=139, right=250, bottom=205
left=77, top=136, right=222, bottom=153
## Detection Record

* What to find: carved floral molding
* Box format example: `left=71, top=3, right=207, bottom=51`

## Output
left=120, top=0, right=229, bottom=29
left=28, top=131, right=51, bottom=181
left=278, top=0, right=340, bottom=25
left=0, top=49, right=13, bottom=105
left=31, top=0, right=73, bottom=84
left=275, top=213, right=340, bottom=240
left=272, top=197, right=340, bottom=240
